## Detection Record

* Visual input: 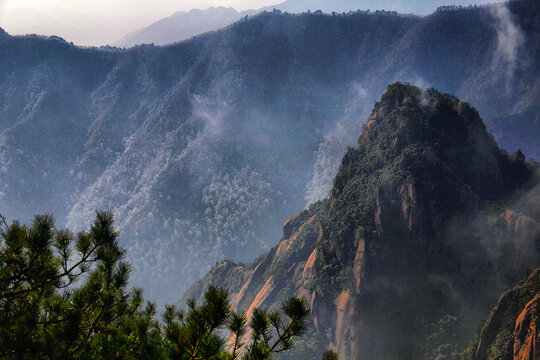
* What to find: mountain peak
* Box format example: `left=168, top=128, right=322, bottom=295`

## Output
left=361, top=83, right=487, bottom=152
left=331, top=83, right=532, bottom=203
left=183, top=84, right=539, bottom=359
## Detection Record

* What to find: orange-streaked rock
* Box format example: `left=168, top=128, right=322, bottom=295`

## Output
left=276, top=215, right=316, bottom=258
left=302, top=248, right=318, bottom=281
left=245, top=276, right=274, bottom=319
left=514, top=294, right=539, bottom=360
left=503, top=210, right=538, bottom=238
left=352, top=239, right=365, bottom=292
left=475, top=268, right=540, bottom=360
left=334, top=290, right=358, bottom=359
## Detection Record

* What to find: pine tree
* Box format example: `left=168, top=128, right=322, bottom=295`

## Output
left=322, top=351, right=340, bottom=360
left=0, top=212, right=314, bottom=360
left=0, top=212, right=164, bottom=359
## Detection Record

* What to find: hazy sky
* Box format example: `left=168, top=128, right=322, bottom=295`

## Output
left=0, top=0, right=278, bottom=45
left=0, top=0, right=502, bottom=46
left=0, top=0, right=273, bottom=14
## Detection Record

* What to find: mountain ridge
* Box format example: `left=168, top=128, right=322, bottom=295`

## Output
left=115, top=7, right=257, bottom=47
left=118, top=0, right=506, bottom=47
left=1, top=1, right=539, bottom=304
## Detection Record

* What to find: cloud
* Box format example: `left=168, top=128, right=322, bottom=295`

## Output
left=305, top=82, right=372, bottom=205
left=445, top=176, right=540, bottom=293
left=192, top=95, right=230, bottom=138
left=305, top=130, right=349, bottom=205
left=489, top=4, right=525, bottom=84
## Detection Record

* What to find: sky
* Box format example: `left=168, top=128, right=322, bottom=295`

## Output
left=0, top=0, right=503, bottom=46
left=0, top=0, right=277, bottom=45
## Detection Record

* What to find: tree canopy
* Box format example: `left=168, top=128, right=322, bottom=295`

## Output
left=0, top=212, right=329, bottom=360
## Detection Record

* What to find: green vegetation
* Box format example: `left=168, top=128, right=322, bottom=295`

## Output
left=0, top=212, right=319, bottom=360
left=321, top=351, right=339, bottom=360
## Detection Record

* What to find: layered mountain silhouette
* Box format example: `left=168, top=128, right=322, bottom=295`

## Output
left=118, top=0, right=507, bottom=47
left=183, top=84, right=540, bottom=359
left=265, top=0, right=502, bottom=15
left=116, top=7, right=256, bottom=47
left=0, top=0, right=539, bottom=304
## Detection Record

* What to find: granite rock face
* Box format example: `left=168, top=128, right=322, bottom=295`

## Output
left=183, top=84, right=540, bottom=359
left=473, top=268, right=540, bottom=360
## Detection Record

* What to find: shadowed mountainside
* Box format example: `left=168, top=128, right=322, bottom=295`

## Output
left=1, top=0, right=539, bottom=304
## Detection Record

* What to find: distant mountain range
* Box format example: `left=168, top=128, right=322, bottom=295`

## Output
left=267, top=0, right=500, bottom=14
left=1, top=0, right=539, bottom=306
left=116, top=7, right=256, bottom=47
left=117, top=0, right=502, bottom=47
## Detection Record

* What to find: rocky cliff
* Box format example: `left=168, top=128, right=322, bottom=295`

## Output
left=183, top=83, right=540, bottom=359
left=469, top=267, right=540, bottom=360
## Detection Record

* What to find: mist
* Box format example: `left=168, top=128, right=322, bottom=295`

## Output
left=0, top=1, right=538, bottom=308
left=1, top=1, right=539, bottom=358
